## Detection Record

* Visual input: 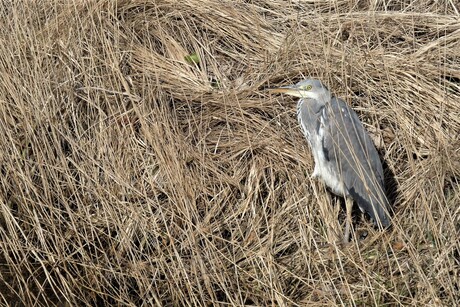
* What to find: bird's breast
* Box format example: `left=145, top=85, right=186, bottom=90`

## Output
left=298, top=102, right=347, bottom=197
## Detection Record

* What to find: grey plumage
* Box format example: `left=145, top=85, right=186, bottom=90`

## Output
left=271, top=78, right=391, bottom=233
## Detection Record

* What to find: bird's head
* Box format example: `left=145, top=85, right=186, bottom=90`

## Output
left=269, top=79, right=330, bottom=101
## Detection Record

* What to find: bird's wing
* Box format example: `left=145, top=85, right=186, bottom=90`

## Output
left=323, top=97, right=390, bottom=227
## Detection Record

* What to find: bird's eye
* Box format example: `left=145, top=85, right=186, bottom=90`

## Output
left=305, top=85, right=312, bottom=91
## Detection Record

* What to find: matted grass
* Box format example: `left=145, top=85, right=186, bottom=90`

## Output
left=0, top=1, right=459, bottom=305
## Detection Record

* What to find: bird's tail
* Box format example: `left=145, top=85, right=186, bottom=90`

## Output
left=350, top=187, right=392, bottom=229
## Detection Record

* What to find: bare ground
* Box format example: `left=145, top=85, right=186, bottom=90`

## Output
left=0, top=1, right=459, bottom=306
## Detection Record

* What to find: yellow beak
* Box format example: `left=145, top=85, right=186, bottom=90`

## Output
left=268, top=86, right=304, bottom=98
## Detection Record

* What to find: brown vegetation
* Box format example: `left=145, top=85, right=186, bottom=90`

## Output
left=0, top=1, right=459, bottom=305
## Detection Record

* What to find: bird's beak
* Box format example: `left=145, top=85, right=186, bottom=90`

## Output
left=268, top=85, right=303, bottom=97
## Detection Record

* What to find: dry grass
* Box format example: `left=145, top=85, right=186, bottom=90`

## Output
left=0, top=0, right=459, bottom=305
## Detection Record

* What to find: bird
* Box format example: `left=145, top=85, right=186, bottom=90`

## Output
left=270, top=78, right=391, bottom=243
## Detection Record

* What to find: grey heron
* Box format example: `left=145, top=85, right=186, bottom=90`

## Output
left=270, top=79, right=391, bottom=243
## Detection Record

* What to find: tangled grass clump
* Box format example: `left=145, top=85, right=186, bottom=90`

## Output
left=0, top=1, right=459, bottom=305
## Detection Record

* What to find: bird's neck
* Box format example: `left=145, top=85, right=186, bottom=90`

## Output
left=298, top=90, right=331, bottom=106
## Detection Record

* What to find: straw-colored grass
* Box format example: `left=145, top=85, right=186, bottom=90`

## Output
left=0, top=1, right=459, bottom=305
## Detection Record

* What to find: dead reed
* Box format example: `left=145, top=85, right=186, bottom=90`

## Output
left=0, top=0, right=459, bottom=305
